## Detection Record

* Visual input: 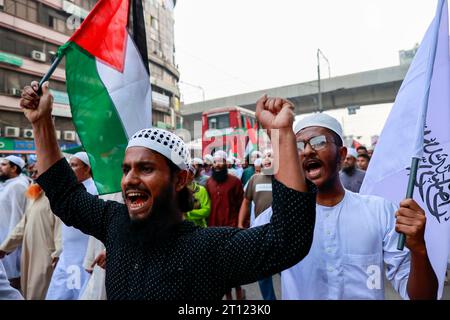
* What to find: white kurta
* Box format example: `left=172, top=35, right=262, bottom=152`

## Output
left=0, top=260, right=22, bottom=300
left=0, top=192, right=62, bottom=300
left=79, top=192, right=123, bottom=300
left=45, top=178, right=98, bottom=300
left=281, top=191, right=411, bottom=300
left=0, top=175, right=29, bottom=278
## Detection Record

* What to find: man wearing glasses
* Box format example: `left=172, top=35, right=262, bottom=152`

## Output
left=281, top=113, right=438, bottom=300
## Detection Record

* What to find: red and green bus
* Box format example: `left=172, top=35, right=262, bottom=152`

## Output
left=201, top=106, right=266, bottom=160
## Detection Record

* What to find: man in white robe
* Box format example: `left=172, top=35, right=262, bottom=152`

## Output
left=46, top=152, right=98, bottom=300
left=0, top=164, right=62, bottom=299
left=0, top=260, right=22, bottom=300
left=0, top=155, right=29, bottom=289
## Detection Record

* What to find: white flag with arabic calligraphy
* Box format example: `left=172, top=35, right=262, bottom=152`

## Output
left=360, top=0, right=450, bottom=298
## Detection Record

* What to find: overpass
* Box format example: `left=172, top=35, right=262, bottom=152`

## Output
left=181, top=64, right=409, bottom=138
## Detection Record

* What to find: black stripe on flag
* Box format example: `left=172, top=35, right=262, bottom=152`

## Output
left=128, top=0, right=150, bottom=75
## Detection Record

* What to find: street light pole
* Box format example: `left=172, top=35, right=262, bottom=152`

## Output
left=317, top=50, right=322, bottom=113
left=317, top=49, right=331, bottom=113
left=179, top=80, right=205, bottom=101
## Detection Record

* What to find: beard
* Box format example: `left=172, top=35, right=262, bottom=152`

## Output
left=342, top=164, right=355, bottom=174
left=0, top=173, right=7, bottom=183
left=212, top=168, right=228, bottom=183
left=123, top=184, right=182, bottom=246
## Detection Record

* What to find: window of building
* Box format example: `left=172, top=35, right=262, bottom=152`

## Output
left=0, top=28, right=66, bottom=66
left=3, top=0, right=37, bottom=22
left=150, top=16, right=159, bottom=31
left=0, top=69, right=66, bottom=95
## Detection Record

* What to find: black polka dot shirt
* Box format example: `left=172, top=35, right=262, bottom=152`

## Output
left=37, top=158, right=316, bottom=300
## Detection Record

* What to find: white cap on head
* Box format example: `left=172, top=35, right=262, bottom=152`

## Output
left=192, top=157, right=204, bottom=165
left=226, top=157, right=234, bottom=164
left=347, top=148, right=358, bottom=159
left=293, top=113, right=343, bottom=144
left=127, top=128, right=190, bottom=170
left=5, top=155, right=25, bottom=169
left=71, top=152, right=91, bottom=167
left=263, top=149, right=273, bottom=157
left=254, top=158, right=262, bottom=167
left=204, top=154, right=214, bottom=165
left=213, top=150, right=227, bottom=161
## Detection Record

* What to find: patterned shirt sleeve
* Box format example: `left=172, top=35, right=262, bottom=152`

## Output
left=216, top=177, right=316, bottom=288
left=36, top=158, right=121, bottom=243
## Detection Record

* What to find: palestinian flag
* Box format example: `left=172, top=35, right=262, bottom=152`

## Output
left=244, top=118, right=258, bottom=158
left=58, top=0, right=151, bottom=194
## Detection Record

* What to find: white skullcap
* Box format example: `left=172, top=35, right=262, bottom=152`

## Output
left=254, top=158, right=262, bottom=167
left=213, top=150, right=227, bottom=161
left=347, top=148, right=358, bottom=159
left=5, top=155, right=25, bottom=169
left=71, top=152, right=91, bottom=167
left=226, top=157, right=234, bottom=164
left=204, top=154, right=214, bottom=164
left=127, top=128, right=190, bottom=170
left=235, top=158, right=241, bottom=165
left=263, top=149, right=273, bottom=157
left=192, top=157, right=204, bottom=165
left=293, top=113, right=343, bottom=144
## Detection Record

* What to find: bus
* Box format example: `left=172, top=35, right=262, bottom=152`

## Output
left=201, top=106, right=267, bottom=160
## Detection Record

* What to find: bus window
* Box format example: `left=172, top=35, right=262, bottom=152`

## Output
left=208, top=114, right=230, bottom=130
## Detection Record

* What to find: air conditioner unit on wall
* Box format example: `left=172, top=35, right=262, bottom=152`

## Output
left=31, top=50, right=46, bottom=62
left=63, top=130, right=76, bottom=141
left=9, top=88, right=21, bottom=96
left=55, top=130, right=61, bottom=140
left=5, top=126, right=20, bottom=138
left=23, top=129, right=34, bottom=139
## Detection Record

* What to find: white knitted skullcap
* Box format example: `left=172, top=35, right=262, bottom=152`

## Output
left=293, top=113, right=343, bottom=144
left=203, top=154, right=214, bottom=164
left=347, top=148, right=358, bottom=159
left=213, top=150, right=227, bottom=161
left=192, top=158, right=204, bottom=165
left=263, top=149, right=273, bottom=157
left=5, top=155, right=25, bottom=169
left=127, top=128, right=190, bottom=170
left=71, top=152, right=91, bottom=167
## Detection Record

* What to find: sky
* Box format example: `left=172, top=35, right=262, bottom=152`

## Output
left=173, top=0, right=439, bottom=146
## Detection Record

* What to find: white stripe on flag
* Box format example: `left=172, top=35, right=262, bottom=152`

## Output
left=360, top=0, right=450, bottom=298
left=96, top=34, right=152, bottom=138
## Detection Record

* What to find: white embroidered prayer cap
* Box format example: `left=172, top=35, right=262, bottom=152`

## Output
left=71, top=152, right=91, bottom=167
left=347, top=148, right=358, bottom=159
left=213, top=150, right=227, bottom=162
left=127, top=128, right=190, bottom=170
left=5, top=155, right=25, bottom=169
left=192, top=158, right=204, bottom=165
left=293, top=113, right=343, bottom=144
left=203, top=154, right=214, bottom=165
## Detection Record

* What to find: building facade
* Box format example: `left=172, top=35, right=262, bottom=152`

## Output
left=0, top=0, right=181, bottom=155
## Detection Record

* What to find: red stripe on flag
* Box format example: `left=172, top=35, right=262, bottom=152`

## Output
left=69, top=0, right=129, bottom=72
left=246, top=118, right=257, bottom=145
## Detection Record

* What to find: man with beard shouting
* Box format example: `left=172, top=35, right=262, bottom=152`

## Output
left=20, top=81, right=316, bottom=300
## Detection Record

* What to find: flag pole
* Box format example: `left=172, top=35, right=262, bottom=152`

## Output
left=397, top=157, right=420, bottom=250
left=37, top=55, right=63, bottom=95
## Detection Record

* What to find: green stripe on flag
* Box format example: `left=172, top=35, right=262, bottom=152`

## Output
left=64, top=42, right=128, bottom=194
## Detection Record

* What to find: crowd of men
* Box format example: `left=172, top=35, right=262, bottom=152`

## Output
left=0, top=83, right=441, bottom=300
